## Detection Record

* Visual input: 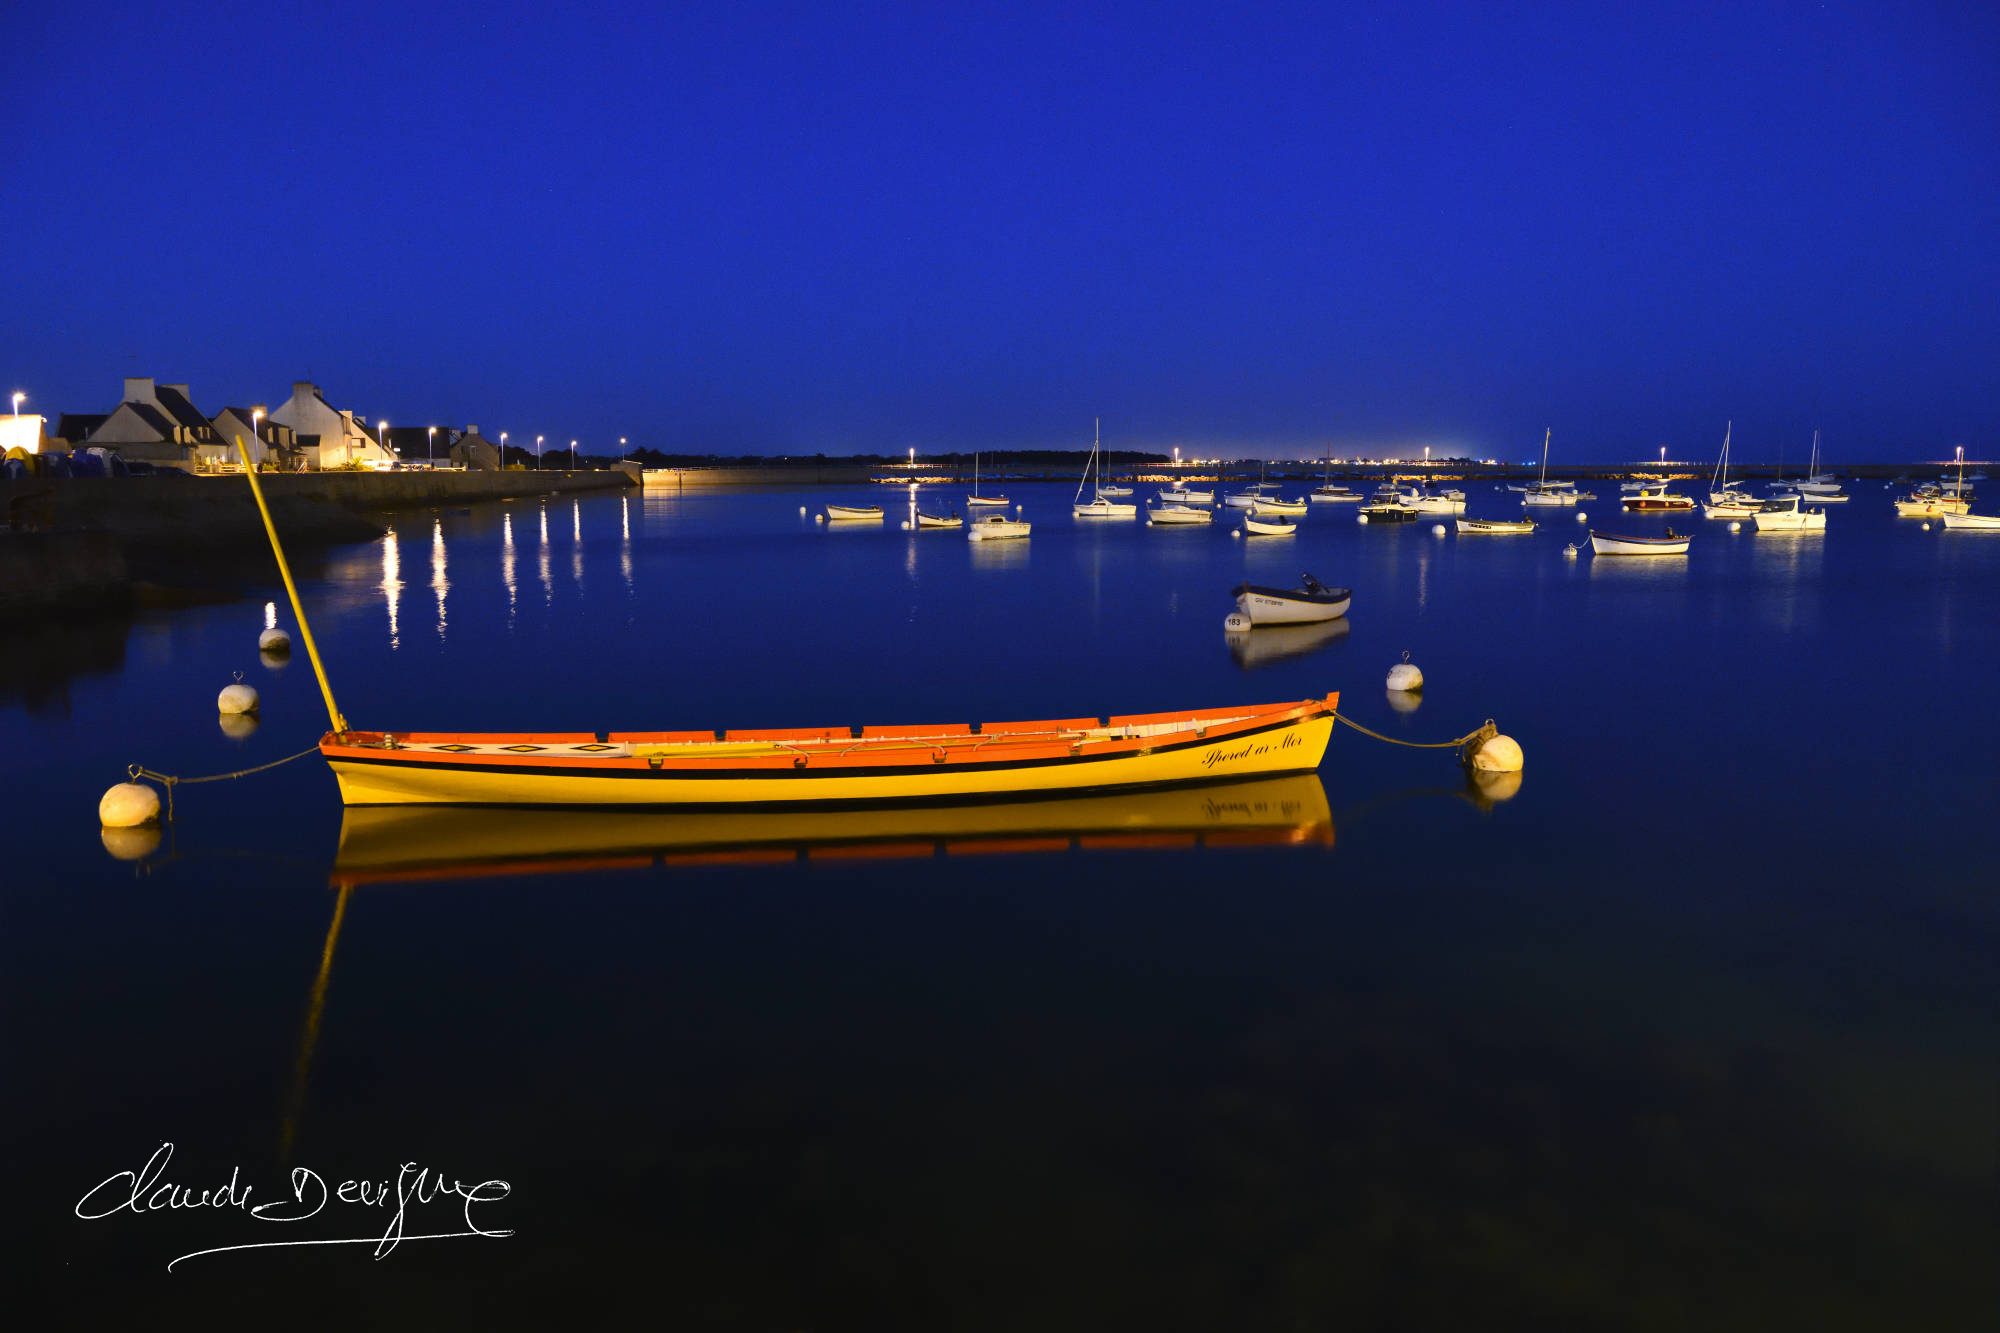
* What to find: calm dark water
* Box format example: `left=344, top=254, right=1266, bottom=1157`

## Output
left=5, top=481, right=1994, bottom=1327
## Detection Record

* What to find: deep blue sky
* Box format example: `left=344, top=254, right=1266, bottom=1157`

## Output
left=6, top=2, right=1996, bottom=461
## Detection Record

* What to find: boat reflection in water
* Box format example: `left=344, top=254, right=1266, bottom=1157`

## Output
left=330, top=774, right=1334, bottom=886
left=1226, top=617, right=1350, bottom=671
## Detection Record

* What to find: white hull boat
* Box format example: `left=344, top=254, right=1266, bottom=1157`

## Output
left=1753, top=494, right=1826, bottom=531
left=825, top=504, right=884, bottom=521
left=967, top=450, right=1007, bottom=507
left=1147, top=503, right=1213, bottom=525
left=1590, top=529, right=1691, bottom=556
left=1251, top=497, right=1307, bottom=516
left=1622, top=482, right=1695, bottom=511
left=915, top=510, right=963, bottom=529
left=1242, top=515, right=1297, bottom=536
left=1702, top=498, right=1761, bottom=519
left=1071, top=419, right=1133, bottom=517
left=1075, top=498, right=1137, bottom=518
left=1095, top=485, right=1133, bottom=498
left=1166, top=487, right=1215, bottom=504
left=967, top=515, right=1030, bottom=541
left=1413, top=491, right=1466, bottom=514
left=1311, top=487, right=1362, bottom=503
left=1939, top=509, right=2000, bottom=530
left=1455, top=517, right=1535, bottom=534
left=1230, top=575, right=1352, bottom=625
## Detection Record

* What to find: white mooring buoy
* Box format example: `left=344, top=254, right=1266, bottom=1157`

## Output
left=900, top=520, right=911, bottom=530
left=1223, top=612, right=1251, bottom=632
left=1729, top=520, right=1742, bottom=532
left=1576, top=512, right=1587, bottom=522
left=815, top=512, right=825, bottom=524
left=1922, top=521, right=1931, bottom=531
left=799, top=506, right=807, bottom=516
left=1470, top=733, right=1524, bottom=772
left=98, top=781, right=160, bottom=828
left=218, top=671, right=259, bottom=715
left=1432, top=523, right=1446, bottom=536
left=1229, top=528, right=1240, bottom=539
left=258, top=627, right=290, bottom=654
left=1356, top=513, right=1368, bottom=524
left=1564, top=543, right=1579, bottom=559
left=1386, top=651, right=1423, bottom=692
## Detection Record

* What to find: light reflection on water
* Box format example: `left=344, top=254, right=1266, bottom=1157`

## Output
left=379, top=527, right=401, bottom=649
left=430, top=518, right=448, bottom=640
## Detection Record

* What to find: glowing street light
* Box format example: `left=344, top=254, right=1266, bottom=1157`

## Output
left=570, top=439, right=578, bottom=469
left=428, top=426, right=437, bottom=468
left=500, top=431, right=508, bottom=469
left=10, top=392, right=23, bottom=417
left=378, top=420, right=387, bottom=454
left=1659, top=446, right=1666, bottom=467
left=619, top=436, right=627, bottom=459
left=1173, top=447, right=1180, bottom=465
left=908, top=448, right=915, bottom=467
left=251, top=407, right=264, bottom=468
left=536, top=435, right=544, bottom=470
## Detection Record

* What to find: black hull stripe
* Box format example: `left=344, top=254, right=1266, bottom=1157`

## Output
left=330, top=713, right=1326, bottom=782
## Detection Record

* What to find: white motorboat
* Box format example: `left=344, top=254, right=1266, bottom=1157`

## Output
left=966, top=514, right=1030, bottom=541
left=915, top=510, right=963, bottom=529
left=1073, top=420, right=1137, bottom=517
left=1455, top=517, right=1535, bottom=534
left=1894, top=485, right=1967, bottom=516
left=1230, top=573, right=1352, bottom=625
left=1359, top=485, right=1417, bottom=523
left=1147, top=502, right=1213, bottom=526
left=966, top=451, right=1008, bottom=507
left=1753, top=493, right=1826, bottom=532
left=1940, top=509, right=2000, bottom=530
left=1167, top=486, right=1216, bottom=504
left=1095, top=484, right=1133, bottom=498
left=1243, top=514, right=1297, bottom=536
left=1251, top=496, right=1307, bottom=516
left=1311, top=485, right=1362, bottom=503
left=1523, top=484, right=1579, bottom=507
left=1590, top=528, right=1691, bottom=556
left=825, top=504, right=884, bottom=521
left=1412, top=489, right=1467, bottom=514
left=1621, top=481, right=1695, bottom=511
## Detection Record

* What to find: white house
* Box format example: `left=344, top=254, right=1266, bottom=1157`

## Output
left=84, top=378, right=223, bottom=468
left=210, top=405, right=298, bottom=468
left=267, top=382, right=394, bottom=469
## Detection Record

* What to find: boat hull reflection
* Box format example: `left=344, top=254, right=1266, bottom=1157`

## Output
left=331, top=774, right=1334, bottom=885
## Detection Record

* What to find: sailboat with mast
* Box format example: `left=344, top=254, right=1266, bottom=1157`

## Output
left=1073, top=419, right=1137, bottom=518
left=1522, top=429, right=1578, bottom=507
left=966, top=450, right=1008, bottom=508
left=1701, top=421, right=1761, bottom=519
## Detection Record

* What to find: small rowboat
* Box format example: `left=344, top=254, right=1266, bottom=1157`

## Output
left=320, top=696, right=1341, bottom=807
left=1455, top=517, right=1535, bottom=534
left=1243, top=514, right=1297, bottom=536
left=915, top=510, right=963, bottom=529
left=966, top=514, right=1030, bottom=541
left=825, top=504, right=884, bottom=521
left=1939, top=509, right=2000, bottom=530
left=1250, top=496, right=1307, bottom=516
left=966, top=495, right=1010, bottom=508
left=1589, top=529, right=1690, bottom=556
left=1147, top=502, right=1213, bottom=525
left=1231, top=574, right=1351, bottom=625
left=1095, top=484, right=1134, bottom=498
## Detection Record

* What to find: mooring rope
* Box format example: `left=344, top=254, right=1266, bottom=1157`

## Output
left=1333, top=711, right=1497, bottom=762
left=127, top=743, right=324, bottom=821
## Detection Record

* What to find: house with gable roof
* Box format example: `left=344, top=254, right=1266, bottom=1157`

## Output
left=82, top=378, right=223, bottom=469
left=210, top=405, right=299, bottom=468
left=267, top=381, right=393, bottom=469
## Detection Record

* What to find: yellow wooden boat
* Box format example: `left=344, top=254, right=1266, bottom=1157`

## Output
left=232, top=439, right=1339, bottom=809
left=329, top=773, right=1334, bottom=884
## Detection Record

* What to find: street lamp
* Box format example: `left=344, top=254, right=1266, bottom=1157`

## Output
left=251, top=408, right=264, bottom=468
left=536, top=435, right=544, bottom=470
left=1659, top=446, right=1666, bottom=467
left=570, top=439, right=578, bottom=470
left=1173, top=447, right=1180, bottom=466
left=619, top=436, right=627, bottom=459
left=428, top=426, right=437, bottom=469
left=10, top=392, right=22, bottom=417
left=908, top=448, right=915, bottom=467
left=500, top=432, right=508, bottom=469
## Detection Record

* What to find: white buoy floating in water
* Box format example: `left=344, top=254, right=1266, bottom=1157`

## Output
left=258, top=627, right=291, bottom=654
left=1922, top=521, right=1931, bottom=531
left=1728, top=520, right=1742, bottom=532
left=900, top=520, right=910, bottom=530
left=1470, top=732, right=1524, bottom=772
left=1223, top=612, right=1251, bottom=632
left=815, top=512, right=825, bottom=524
left=1229, top=528, right=1240, bottom=539
left=1564, top=543, right=1579, bottom=559
left=1386, top=651, right=1423, bottom=693
left=98, top=781, right=160, bottom=828
left=218, top=672, right=259, bottom=715
left=1576, top=512, right=1587, bottom=522
left=799, top=506, right=807, bottom=516
left=1356, top=513, right=1368, bottom=524
left=1432, top=523, right=1446, bottom=536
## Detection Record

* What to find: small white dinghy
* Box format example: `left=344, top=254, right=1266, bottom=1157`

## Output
left=1455, top=517, right=1535, bottom=534
left=966, top=514, right=1031, bottom=541
left=1589, top=528, right=1691, bottom=556
left=1147, top=502, right=1213, bottom=526
left=1251, top=496, right=1308, bottom=516
left=1231, top=573, right=1352, bottom=625
left=915, top=510, right=963, bottom=529
left=1168, top=486, right=1216, bottom=504
left=1243, top=514, right=1297, bottom=537
left=825, top=504, right=884, bottom=521
left=1939, top=509, right=2000, bottom=530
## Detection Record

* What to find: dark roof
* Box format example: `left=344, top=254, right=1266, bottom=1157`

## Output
left=125, top=402, right=179, bottom=438
left=151, top=385, right=214, bottom=436
left=55, top=413, right=108, bottom=442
